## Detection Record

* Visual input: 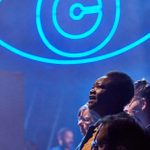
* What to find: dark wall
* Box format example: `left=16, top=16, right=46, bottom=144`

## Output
left=0, top=72, right=24, bottom=150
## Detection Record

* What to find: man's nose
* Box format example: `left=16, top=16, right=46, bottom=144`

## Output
left=78, top=120, right=83, bottom=126
left=90, top=88, right=96, bottom=94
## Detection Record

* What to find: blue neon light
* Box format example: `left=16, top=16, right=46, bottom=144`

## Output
left=0, top=33, right=149, bottom=64
left=0, top=0, right=149, bottom=64
left=36, top=0, right=120, bottom=58
left=53, top=1, right=102, bottom=39
left=70, top=3, right=102, bottom=20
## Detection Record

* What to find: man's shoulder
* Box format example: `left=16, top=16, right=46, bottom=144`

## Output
left=104, top=112, right=133, bottom=120
left=113, top=112, right=131, bottom=118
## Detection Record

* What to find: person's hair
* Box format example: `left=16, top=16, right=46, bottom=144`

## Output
left=78, top=104, right=99, bottom=123
left=96, top=114, right=150, bottom=150
left=78, top=104, right=88, bottom=117
left=106, top=71, right=134, bottom=109
left=134, top=79, right=150, bottom=105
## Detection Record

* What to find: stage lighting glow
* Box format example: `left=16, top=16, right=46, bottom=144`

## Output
left=53, top=0, right=102, bottom=39
left=36, top=0, right=120, bottom=57
left=0, top=33, right=149, bottom=64
left=0, top=0, right=149, bottom=65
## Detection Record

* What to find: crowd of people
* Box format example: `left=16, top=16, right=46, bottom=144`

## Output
left=49, top=71, right=150, bottom=150
left=76, top=71, right=150, bottom=150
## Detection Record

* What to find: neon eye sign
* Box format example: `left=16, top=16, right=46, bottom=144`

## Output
left=0, top=0, right=150, bottom=64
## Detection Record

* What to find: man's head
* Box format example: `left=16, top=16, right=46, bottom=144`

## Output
left=92, top=115, right=149, bottom=150
left=78, top=104, right=99, bottom=136
left=124, top=79, right=150, bottom=120
left=88, top=71, right=134, bottom=116
left=57, top=128, right=74, bottom=149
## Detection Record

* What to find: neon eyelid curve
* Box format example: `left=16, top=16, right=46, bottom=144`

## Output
left=0, top=33, right=149, bottom=64
left=36, top=0, right=120, bottom=58
left=0, top=0, right=149, bottom=64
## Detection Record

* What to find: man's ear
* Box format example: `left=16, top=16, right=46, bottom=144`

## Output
left=116, top=145, right=127, bottom=150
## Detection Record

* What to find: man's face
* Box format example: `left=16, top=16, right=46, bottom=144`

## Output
left=61, top=131, right=74, bottom=149
left=78, top=109, right=94, bottom=136
left=88, top=76, right=114, bottom=114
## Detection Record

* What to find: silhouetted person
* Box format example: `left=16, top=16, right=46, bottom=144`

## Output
left=76, top=71, right=134, bottom=150
left=92, top=114, right=150, bottom=150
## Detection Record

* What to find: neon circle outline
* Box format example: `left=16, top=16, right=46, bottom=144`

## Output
left=53, top=0, right=102, bottom=39
left=0, top=33, right=149, bottom=64
left=70, top=3, right=102, bottom=21
left=36, top=0, right=120, bottom=58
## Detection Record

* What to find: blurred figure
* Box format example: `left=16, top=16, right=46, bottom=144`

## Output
left=92, top=114, right=150, bottom=150
left=124, top=79, right=150, bottom=129
left=49, top=128, right=74, bottom=150
left=78, top=104, right=99, bottom=136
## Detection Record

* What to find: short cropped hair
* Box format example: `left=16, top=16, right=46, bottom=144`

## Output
left=106, top=71, right=134, bottom=107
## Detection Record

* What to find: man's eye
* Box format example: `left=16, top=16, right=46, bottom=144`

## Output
left=97, top=84, right=105, bottom=89
left=92, top=85, right=96, bottom=89
left=78, top=116, right=90, bottom=122
left=84, top=118, right=91, bottom=121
